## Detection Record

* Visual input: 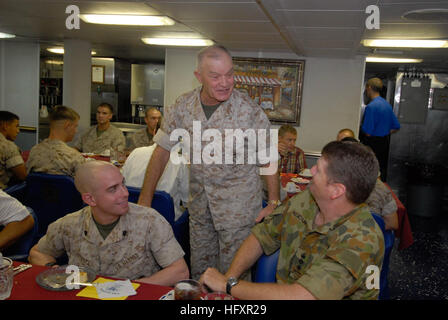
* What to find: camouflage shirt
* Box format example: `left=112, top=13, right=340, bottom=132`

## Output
left=36, top=203, right=185, bottom=280
left=74, top=124, right=126, bottom=154
left=366, top=179, right=397, bottom=217
left=128, top=128, right=154, bottom=150
left=252, top=189, right=385, bottom=300
left=153, top=87, right=271, bottom=230
left=0, top=133, right=24, bottom=189
left=27, top=138, right=86, bottom=177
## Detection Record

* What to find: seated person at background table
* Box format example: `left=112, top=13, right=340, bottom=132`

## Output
left=0, top=189, right=34, bottom=251
left=0, top=111, right=27, bottom=189
left=366, top=173, right=399, bottom=231
left=29, top=160, right=189, bottom=286
left=26, top=106, right=86, bottom=177
left=278, top=124, right=307, bottom=174
left=200, top=141, right=384, bottom=300
left=336, top=128, right=355, bottom=142
left=122, top=143, right=189, bottom=221
left=74, top=102, right=125, bottom=155
left=128, top=107, right=161, bottom=150
left=336, top=133, right=398, bottom=230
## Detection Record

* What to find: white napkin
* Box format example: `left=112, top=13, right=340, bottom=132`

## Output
left=95, top=280, right=137, bottom=299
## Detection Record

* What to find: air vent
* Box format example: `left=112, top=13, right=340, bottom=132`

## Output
left=402, top=9, right=448, bottom=21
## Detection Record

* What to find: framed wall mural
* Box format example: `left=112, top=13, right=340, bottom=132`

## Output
left=232, top=57, right=305, bottom=125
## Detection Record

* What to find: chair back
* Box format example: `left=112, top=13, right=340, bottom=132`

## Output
left=127, top=187, right=175, bottom=226
left=2, top=207, right=39, bottom=262
left=23, top=173, right=85, bottom=241
left=371, top=212, right=395, bottom=300
left=253, top=249, right=279, bottom=283
left=4, top=181, right=27, bottom=203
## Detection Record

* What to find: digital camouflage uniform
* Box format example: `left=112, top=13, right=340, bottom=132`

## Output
left=252, top=189, right=385, bottom=300
left=366, top=179, right=397, bottom=217
left=154, top=87, right=271, bottom=279
left=36, top=203, right=185, bottom=280
left=128, top=128, right=154, bottom=150
left=0, top=133, right=24, bottom=189
left=26, top=139, right=86, bottom=177
left=74, top=124, right=125, bottom=154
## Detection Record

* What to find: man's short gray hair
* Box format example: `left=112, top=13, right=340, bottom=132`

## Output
left=197, top=45, right=232, bottom=70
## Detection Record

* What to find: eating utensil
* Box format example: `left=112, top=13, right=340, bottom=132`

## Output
left=13, top=264, right=32, bottom=276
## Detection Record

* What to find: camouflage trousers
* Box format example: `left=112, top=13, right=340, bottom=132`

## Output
left=189, top=202, right=254, bottom=281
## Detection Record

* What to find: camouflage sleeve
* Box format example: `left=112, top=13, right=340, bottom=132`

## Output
left=36, top=218, right=68, bottom=259
left=5, top=143, right=24, bottom=169
left=381, top=190, right=397, bottom=216
left=112, top=129, right=126, bottom=152
left=251, top=205, right=285, bottom=255
left=296, top=256, right=355, bottom=300
left=147, top=210, right=185, bottom=267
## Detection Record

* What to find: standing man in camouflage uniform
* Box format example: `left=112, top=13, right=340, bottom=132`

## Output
left=0, top=111, right=27, bottom=189
left=138, top=45, right=280, bottom=280
left=128, top=107, right=161, bottom=150
left=29, top=160, right=189, bottom=286
left=27, top=106, right=86, bottom=177
left=74, top=103, right=125, bottom=155
left=200, top=141, right=385, bottom=300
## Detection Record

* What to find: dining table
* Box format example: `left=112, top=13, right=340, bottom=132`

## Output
left=8, top=261, right=173, bottom=300
left=280, top=173, right=414, bottom=250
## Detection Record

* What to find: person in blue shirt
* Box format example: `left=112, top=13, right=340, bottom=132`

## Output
left=360, top=77, right=400, bottom=181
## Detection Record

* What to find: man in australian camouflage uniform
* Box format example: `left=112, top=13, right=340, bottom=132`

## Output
left=0, top=111, right=27, bottom=189
left=74, top=103, right=125, bottom=155
left=200, top=141, right=385, bottom=300
left=29, top=160, right=189, bottom=286
left=128, top=107, right=161, bottom=150
left=27, top=106, right=86, bottom=177
left=138, top=45, right=280, bottom=280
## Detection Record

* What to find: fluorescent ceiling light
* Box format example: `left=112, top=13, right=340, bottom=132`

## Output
left=366, top=57, right=423, bottom=63
left=45, top=60, right=64, bottom=65
left=0, top=32, right=16, bottom=39
left=46, top=47, right=96, bottom=55
left=363, top=39, right=448, bottom=48
left=142, top=38, right=214, bottom=46
left=80, top=14, right=174, bottom=26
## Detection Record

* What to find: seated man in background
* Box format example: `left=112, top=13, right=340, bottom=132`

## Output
left=336, top=132, right=398, bottom=230
left=0, top=189, right=34, bottom=251
left=128, top=107, right=161, bottom=150
left=29, top=161, right=189, bottom=286
left=27, top=106, right=86, bottom=177
left=200, top=141, right=384, bottom=300
left=0, top=111, right=27, bottom=189
left=336, top=128, right=355, bottom=142
left=74, top=103, right=125, bottom=155
left=121, top=143, right=189, bottom=221
left=278, top=124, right=307, bottom=174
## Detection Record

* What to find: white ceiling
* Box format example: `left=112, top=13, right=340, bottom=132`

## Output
left=1, top=0, right=448, bottom=71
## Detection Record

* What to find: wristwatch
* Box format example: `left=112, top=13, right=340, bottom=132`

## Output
left=226, top=277, right=239, bottom=295
left=268, top=199, right=282, bottom=208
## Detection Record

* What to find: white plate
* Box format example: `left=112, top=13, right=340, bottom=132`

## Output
left=299, top=169, right=312, bottom=178
left=159, top=289, right=205, bottom=300
left=291, top=177, right=310, bottom=184
left=159, top=289, right=175, bottom=300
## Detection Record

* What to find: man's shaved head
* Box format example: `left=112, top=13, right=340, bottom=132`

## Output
left=74, top=160, right=118, bottom=194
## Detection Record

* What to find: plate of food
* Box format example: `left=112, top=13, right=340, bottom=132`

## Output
left=291, top=177, right=310, bottom=184
left=299, top=169, right=312, bottom=178
left=36, top=265, right=97, bottom=291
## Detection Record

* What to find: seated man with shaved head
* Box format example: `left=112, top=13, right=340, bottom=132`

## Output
left=29, top=160, right=189, bottom=286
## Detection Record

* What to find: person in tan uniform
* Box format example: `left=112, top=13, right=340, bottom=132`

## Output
left=27, top=106, right=86, bottom=177
left=128, top=107, right=161, bottom=150
left=29, top=160, right=189, bottom=286
left=0, top=111, right=27, bottom=189
left=138, top=45, right=280, bottom=280
left=74, top=103, right=125, bottom=155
